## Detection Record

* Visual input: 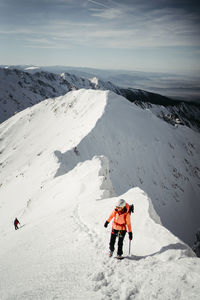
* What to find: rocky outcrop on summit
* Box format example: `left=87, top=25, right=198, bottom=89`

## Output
left=193, top=229, right=200, bottom=257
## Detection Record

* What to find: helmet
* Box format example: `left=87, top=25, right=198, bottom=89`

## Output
left=116, top=199, right=126, bottom=208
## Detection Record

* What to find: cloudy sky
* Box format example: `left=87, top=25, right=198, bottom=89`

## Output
left=0, top=0, right=200, bottom=73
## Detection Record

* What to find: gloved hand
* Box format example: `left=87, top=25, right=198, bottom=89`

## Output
left=129, top=232, right=133, bottom=240
left=104, top=221, right=109, bottom=228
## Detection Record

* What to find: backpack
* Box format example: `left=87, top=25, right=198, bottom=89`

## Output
left=129, top=204, right=134, bottom=214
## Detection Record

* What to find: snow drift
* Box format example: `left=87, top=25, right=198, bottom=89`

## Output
left=0, top=89, right=200, bottom=299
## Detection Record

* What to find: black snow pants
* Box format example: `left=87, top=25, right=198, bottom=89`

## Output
left=14, top=224, right=19, bottom=230
left=109, top=229, right=126, bottom=256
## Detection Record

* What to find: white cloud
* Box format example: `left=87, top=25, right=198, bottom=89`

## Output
left=0, top=2, right=199, bottom=50
left=87, top=0, right=110, bottom=9
left=89, top=7, right=124, bottom=19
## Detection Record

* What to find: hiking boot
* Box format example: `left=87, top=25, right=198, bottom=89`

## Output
left=116, top=255, right=122, bottom=259
left=109, top=251, right=113, bottom=257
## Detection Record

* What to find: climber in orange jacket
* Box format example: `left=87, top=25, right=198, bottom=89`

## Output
left=104, top=199, right=133, bottom=259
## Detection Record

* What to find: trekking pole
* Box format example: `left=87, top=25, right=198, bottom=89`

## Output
left=129, top=239, right=131, bottom=256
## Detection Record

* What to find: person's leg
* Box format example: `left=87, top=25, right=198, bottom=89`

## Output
left=117, top=231, right=126, bottom=256
left=109, top=229, right=118, bottom=253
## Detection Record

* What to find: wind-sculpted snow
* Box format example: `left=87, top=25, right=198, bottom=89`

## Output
left=0, top=89, right=200, bottom=299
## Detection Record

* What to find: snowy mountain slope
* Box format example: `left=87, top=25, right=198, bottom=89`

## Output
left=0, top=68, right=71, bottom=123
left=0, top=161, right=199, bottom=299
left=120, top=88, right=200, bottom=131
left=0, top=89, right=200, bottom=299
left=1, top=68, right=200, bottom=132
left=2, top=64, right=200, bottom=104
left=0, top=68, right=120, bottom=124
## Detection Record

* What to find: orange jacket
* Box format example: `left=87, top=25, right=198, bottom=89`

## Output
left=107, top=203, right=132, bottom=232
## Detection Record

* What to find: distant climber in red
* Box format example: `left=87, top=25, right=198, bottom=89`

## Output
left=14, top=218, right=20, bottom=230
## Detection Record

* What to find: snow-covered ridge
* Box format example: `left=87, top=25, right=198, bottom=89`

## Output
left=1, top=89, right=199, bottom=244
left=0, top=89, right=200, bottom=298
left=1, top=68, right=200, bottom=132
left=0, top=68, right=120, bottom=123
